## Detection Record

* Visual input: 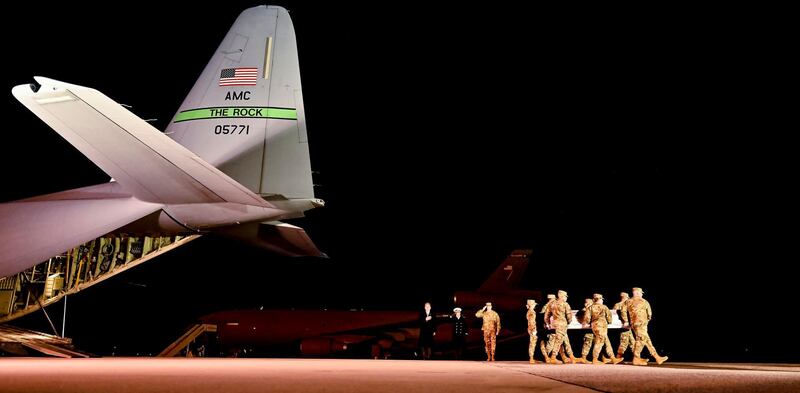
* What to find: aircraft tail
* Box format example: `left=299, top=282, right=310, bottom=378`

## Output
left=477, top=250, right=532, bottom=293
left=166, top=6, right=314, bottom=200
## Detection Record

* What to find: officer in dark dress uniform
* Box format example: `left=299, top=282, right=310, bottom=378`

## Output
left=451, top=307, right=468, bottom=359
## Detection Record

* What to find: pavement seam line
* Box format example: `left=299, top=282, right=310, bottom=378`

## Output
left=489, top=364, right=610, bottom=393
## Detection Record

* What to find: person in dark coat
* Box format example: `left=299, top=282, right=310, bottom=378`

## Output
left=419, top=302, right=436, bottom=359
left=451, top=307, right=468, bottom=359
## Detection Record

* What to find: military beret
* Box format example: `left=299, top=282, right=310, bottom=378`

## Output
left=558, top=290, right=568, bottom=297
left=632, top=287, right=644, bottom=294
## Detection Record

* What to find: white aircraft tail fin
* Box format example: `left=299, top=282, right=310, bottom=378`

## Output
left=165, top=6, right=314, bottom=200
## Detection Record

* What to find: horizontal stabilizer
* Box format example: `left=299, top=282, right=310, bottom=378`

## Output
left=12, top=77, right=270, bottom=207
left=213, top=221, right=324, bottom=257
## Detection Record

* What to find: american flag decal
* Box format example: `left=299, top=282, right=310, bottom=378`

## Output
left=219, top=67, right=258, bottom=86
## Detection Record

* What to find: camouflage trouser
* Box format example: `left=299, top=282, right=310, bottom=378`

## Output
left=541, top=332, right=566, bottom=359
left=581, top=333, right=594, bottom=357
left=483, top=329, right=497, bottom=358
left=540, top=333, right=553, bottom=357
left=542, top=333, right=555, bottom=354
left=591, top=327, right=614, bottom=359
left=617, top=330, right=636, bottom=355
left=632, top=322, right=658, bottom=358
left=549, top=322, right=573, bottom=358
left=528, top=330, right=537, bottom=359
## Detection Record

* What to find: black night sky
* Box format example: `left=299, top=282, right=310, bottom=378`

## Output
left=1, top=3, right=794, bottom=362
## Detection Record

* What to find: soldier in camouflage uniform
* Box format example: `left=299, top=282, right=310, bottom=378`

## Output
left=589, top=294, right=623, bottom=365
left=544, top=290, right=577, bottom=364
left=539, top=294, right=567, bottom=364
left=476, top=302, right=501, bottom=362
left=622, top=287, right=668, bottom=366
left=576, top=298, right=594, bottom=364
left=526, top=299, right=538, bottom=363
left=539, top=295, right=556, bottom=359
left=613, top=292, right=636, bottom=360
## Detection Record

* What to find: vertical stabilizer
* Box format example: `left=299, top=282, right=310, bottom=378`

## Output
left=477, top=250, right=531, bottom=292
left=166, top=6, right=314, bottom=199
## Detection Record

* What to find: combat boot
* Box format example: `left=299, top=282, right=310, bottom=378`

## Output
left=549, top=354, right=563, bottom=364
left=612, top=356, right=624, bottom=365
left=575, top=356, right=588, bottom=364
left=632, top=356, right=648, bottom=366
left=601, top=357, right=611, bottom=364
left=591, top=358, right=603, bottom=365
left=653, top=354, right=669, bottom=365
left=568, top=354, right=578, bottom=364
left=529, top=358, right=536, bottom=364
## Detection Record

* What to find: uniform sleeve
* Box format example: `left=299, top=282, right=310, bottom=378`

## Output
left=646, top=300, right=652, bottom=321
left=605, top=307, right=612, bottom=324
left=496, top=313, right=501, bottom=332
left=565, top=303, right=573, bottom=323
left=544, top=304, right=552, bottom=325
left=621, top=302, right=629, bottom=324
left=583, top=307, right=592, bottom=324
left=476, top=309, right=484, bottom=318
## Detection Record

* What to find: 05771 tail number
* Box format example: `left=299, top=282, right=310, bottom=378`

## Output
left=214, top=124, right=250, bottom=135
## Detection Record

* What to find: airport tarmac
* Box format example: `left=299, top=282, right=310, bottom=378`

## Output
left=0, top=358, right=798, bottom=393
